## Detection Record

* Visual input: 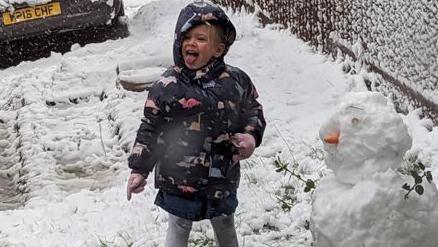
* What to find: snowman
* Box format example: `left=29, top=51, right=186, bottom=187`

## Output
left=311, top=91, right=438, bottom=247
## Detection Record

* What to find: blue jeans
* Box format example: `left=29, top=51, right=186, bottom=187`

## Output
left=165, top=213, right=238, bottom=247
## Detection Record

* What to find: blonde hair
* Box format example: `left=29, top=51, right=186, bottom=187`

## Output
left=204, top=21, right=226, bottom=45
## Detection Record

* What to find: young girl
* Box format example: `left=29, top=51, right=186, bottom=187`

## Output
left=127, top=2, right=265, bottom=246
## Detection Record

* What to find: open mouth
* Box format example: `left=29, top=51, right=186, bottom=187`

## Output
left=184, top=50, right=199, bottom=65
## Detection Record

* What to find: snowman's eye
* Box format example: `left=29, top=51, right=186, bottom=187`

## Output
left=351, top=117, right=360, bottom=125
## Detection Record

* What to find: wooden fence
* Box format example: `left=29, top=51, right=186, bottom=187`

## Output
left=213, top=0, right=438, bottom=123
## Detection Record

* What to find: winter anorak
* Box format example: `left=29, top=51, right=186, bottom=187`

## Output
left=128, top=1, right=265, bottom=201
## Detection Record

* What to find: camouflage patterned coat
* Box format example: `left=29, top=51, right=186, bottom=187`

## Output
left=128, top=1, right=266, bottom=200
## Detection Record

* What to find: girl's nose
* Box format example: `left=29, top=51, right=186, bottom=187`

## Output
left=185, top=37, right=196, bottom=46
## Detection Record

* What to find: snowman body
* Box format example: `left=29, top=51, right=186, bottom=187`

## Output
left=311, top=92, right=438, bottom=247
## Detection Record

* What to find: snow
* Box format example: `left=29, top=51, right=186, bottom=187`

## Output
left=318, top=92, right=412, bottom=184
left=0, top=0, right=437, bottom=246
left=312, top=91, right=438, bottom=247
left=117, top=67, right=166, bottom=87
left=328, top=1, right=438, bottom=105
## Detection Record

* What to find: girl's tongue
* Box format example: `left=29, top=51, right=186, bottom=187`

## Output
left=185, top=54, right=198, bottom=66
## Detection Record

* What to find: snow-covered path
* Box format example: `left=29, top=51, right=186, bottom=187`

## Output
left=0, top=0, right=437, bottom=246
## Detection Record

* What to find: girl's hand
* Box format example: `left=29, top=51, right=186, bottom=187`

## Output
left=127, top=173, right=147, bottom=201
left=231, top=133, right=256, bottom=162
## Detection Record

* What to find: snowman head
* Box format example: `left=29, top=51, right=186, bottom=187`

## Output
left=319, top=92, right=412, bottom=184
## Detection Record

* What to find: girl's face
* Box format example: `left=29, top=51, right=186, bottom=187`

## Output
left=182, top=24, right=225, bottom=70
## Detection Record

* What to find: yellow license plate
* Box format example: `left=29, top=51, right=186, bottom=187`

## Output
left=2, top=2, right=61, bottom=26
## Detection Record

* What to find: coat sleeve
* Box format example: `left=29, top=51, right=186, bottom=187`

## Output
left=128, top=89, right=163, bottom=177
left=238, top=71, right=266, bottom=147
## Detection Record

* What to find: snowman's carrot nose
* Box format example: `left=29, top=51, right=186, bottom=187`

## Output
left=323, top=132, right=340, bottom=144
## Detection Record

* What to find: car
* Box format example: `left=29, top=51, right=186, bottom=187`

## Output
left=0, top=0, right=128, bottom=67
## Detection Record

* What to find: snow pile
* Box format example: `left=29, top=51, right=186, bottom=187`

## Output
left=311, top=91, right=438, bottom=247
left=0, top=110, right=23, bottom=210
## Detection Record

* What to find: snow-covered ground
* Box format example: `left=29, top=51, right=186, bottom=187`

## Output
left=0, top=0, right=437, bottom=246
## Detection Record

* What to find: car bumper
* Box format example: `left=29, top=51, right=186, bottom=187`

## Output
left=0, top=0, right=123, bottom=42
